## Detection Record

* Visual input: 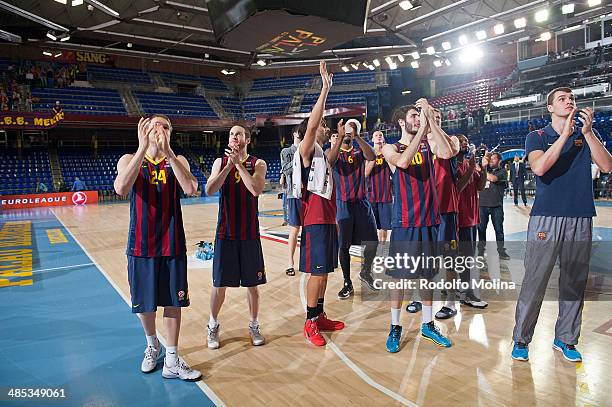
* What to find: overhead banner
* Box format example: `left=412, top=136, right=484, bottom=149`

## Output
left=0, top=191, right=98, bottom=210
left=43, top=51, right=115, bottom=65
left=0, top=111, right=65, bottom=130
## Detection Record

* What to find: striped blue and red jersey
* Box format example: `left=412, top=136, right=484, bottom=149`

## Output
left=333, top=147, right=368, bottom=202
left=216, top=155, right=260, bottom=240
left=301, top=157, right=336, bottom=226
left=391, top=141, right=440, bottom=228
left=126, top=155, right=186, bottom=257
left=368, top=152, right=392, bottom=203
left=434, top=156, right=459, bottom=214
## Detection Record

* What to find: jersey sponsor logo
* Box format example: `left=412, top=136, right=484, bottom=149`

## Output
left=72, top=192, right=87, bottom=205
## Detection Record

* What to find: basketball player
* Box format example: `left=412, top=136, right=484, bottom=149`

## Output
left=114, top=115, right=201, bottom=380
left=327, top=119, right=379, bottom=299
left=451, top=135, right=489, bottom=315
left=296, top=61, right=344, bottom=346
left=382, top=100, right=454, bottom=352
left=205, top=124, right=267, bottom=349
left=365, top=131, right=392, bottom=243
left=512, top=87, right=612, bottom=362
left=409, top=109, right=461, bottom=316
left=280, top=126, right=303, bottom=276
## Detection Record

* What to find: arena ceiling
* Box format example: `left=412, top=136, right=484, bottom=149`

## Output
left=0, top=0, right=610, bottom=70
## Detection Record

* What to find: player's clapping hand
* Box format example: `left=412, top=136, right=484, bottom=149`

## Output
left=225, top=145, right=241, bottom=166
left=481, top=152, right=491, bottom=168
left=561, top=107, right=577, bottom=138
left=137, top=117, right=153, bottom=151
left=579, top=107, right=594, bottom=135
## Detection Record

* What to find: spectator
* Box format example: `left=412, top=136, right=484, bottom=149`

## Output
left=592, top=163, right=601, bottom=199
left=528, top=120, right=535, bottom=132
left=71, top=177, right=87, bottom=191
left=510, top=155, right=528, bottom=206
left=36, top=179, right=48, bottom=193
left=53, top=101, right=62, bottom=114
left=25, top=93, right=33, bottom=112
left=477, top=152, right=510, bottom=259
left=47, top=68, right=54, bottom=88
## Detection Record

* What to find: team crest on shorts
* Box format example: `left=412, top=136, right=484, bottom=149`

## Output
left=178, top=290, right=185, bottom=300
left=537, top=231, right=547, bottom=240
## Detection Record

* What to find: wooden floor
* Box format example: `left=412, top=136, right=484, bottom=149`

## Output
left=51, top=195, right=612, bottom=407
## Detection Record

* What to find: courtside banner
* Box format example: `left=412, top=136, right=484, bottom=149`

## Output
left=0, top=191, right=98, bottom=210
left=0, top=111, right=65, bottom=130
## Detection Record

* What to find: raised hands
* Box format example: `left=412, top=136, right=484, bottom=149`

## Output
left=320, top=60, right=333, bottom=90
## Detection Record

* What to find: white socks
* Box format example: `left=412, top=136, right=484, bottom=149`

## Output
left=146, top=334, right=158, bottom=348
left=209, top=315, right=219, bottom=328
left=391, top=308, right=402, bottom=326
left=165, top=346, right=178, bottom=366
left=422, top=305, right=433, bottom=324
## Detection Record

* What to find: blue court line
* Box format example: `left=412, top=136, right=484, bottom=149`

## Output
left=0, top=209, right=217, bottom=407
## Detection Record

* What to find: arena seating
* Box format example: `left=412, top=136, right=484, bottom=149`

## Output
left=242, top=95, right=291, bottom=120
left=0, top=149, right=53, bottom=195
left=218, top=97, right=242, bottom=119
left=156, top=71, right=229, bottom=91
left=250, top=74, right=315, bottom=91
left=134, top=91, right=218, bottom=118
left=58, top=148, right=122, bottom=192
left=300, top=90, right=376, bottom=112
left=332, top=70, right=377, bottom=86
left=431, top=81, right=509, bottom=111
left=87, top=65, right=152, bottom=84
left=32, top=87, right=126, bottom=115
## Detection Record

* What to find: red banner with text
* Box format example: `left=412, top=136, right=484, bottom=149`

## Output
left=0, top=111, right=65, bottom=130
left=0, top=191, right=98, bottom=210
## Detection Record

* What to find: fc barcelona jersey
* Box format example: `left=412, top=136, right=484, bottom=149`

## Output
left=126, top=155, right=186, bottom=257
left=216, top=155, right=260, bottom=240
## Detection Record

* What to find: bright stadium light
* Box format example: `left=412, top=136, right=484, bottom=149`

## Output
left=54, top=52, right=62, bottom=57
left=441, top=41, right=451, bottom=50
left=458, top=34, right=468, bottom=45
left=72, top=0, right=83, bottom=5
left=445, top=59, right=451, bottom=66
left=514, top=17, right=527, bottom=29
left=459, top=46, right=483, bottom=64
left=411, top=51, right=420, bottom=60
left=399, top=0, right=413, bottom=10
left=389, top=62, right=398, bottom=70
left=562, top=4, right=575, bottom=14
left=535, top=9, right=549, bottom=23
left=59, top=34, right=70, bottom=42
left=426, top=46, right=435, bottom=55
left=588, top=0, right=601, bottom=7
left=539, top=32, right=552, bottom=41
left=257, top=59, right=267, bottom=66
left=475, top=30, right=487, bottom=40
left=351, top=63, right=360, bottom=70
left=494, top=23, right=505, bottom=35
left=411, top=61, right=419, bottom=68
left=342, top=65, right=350, bottom=72
left=54, top=0, right=67, bottom=4
left=46, top=31, right=57, bottom=40
left=367, top=64, right=375, bottom=71
left=373, top=58, right=381, bottom=66
left=397, top=54, right=405, bottom=62
left=433, top=60, right=443, bottom=67
left=43, top=50, right=53, bottom=56
left=385, top=56, right=393, bottom=65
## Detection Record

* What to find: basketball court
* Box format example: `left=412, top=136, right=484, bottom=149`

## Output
left=2, top=195, right=610, bottom=406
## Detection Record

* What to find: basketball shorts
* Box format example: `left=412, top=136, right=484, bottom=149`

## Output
left=300, top=224, right=338, bottom=274
left=213, top=237, right=266, bottom=287
left=370, top=201, right=392, bottom=231
left=336, top=199, right=378, bottom=248
left=386, top=225, right=439, bottom=280
left=438, top=212, right=459, bottom=255
left=127, top=254, right=189, bottom=314
left=287, top=197, right=303, bottom=227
